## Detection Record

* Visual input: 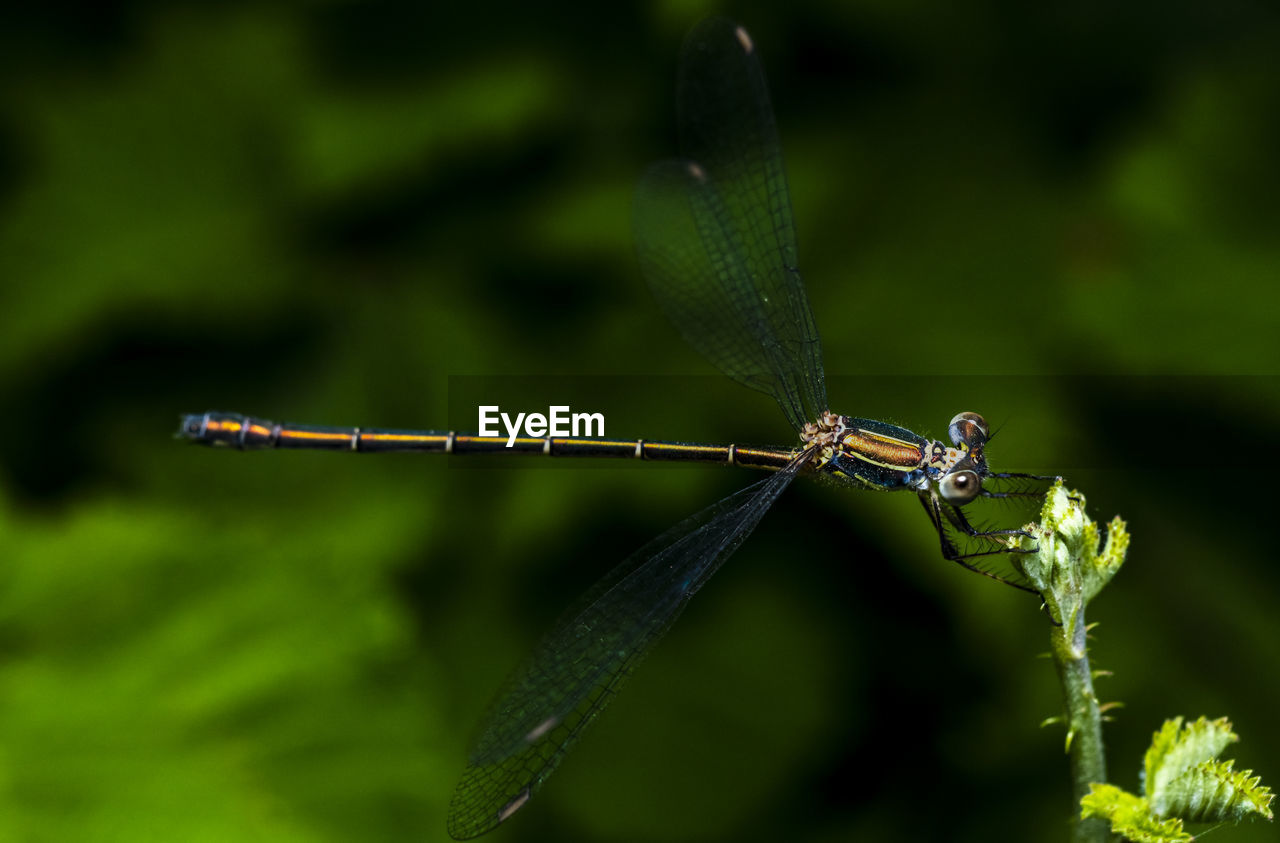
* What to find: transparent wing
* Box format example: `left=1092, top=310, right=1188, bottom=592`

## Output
left=634, top=17, right=826, bottom=432
left=446, top=452, right=811, bottom=839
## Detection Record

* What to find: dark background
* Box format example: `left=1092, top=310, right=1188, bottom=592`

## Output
left=2, top=1, right=1278, bottom=841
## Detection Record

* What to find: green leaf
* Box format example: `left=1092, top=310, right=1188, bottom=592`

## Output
left=1157, top=759, right=1275, bottom=823
left=1088, top=515, right=1130, bottom=602
left=1144, top=716, right=1237, bottom=805
left=1080, top=783, right=1192, bottom=843
left=1085, top=716, right=1274, bottom=839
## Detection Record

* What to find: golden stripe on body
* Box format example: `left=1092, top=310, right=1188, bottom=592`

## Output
left=206, top=419, right=796, bottom=468
left=733, top=446, right=797, bottom=470
left=205, top=416, right=249, bottom=437
left=840, top=429, right=924, bottom=470
left=640, top=441, right=731, bottom=462
left=357, top=431, right=448, bottom=447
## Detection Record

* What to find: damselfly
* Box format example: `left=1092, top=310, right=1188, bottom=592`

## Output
left=180, top=18, right=1049, bottom=839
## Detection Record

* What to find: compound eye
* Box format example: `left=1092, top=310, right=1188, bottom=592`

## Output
left=948, top=412, right=990, bottom=448
left=939, top=469, right=982, bottom=505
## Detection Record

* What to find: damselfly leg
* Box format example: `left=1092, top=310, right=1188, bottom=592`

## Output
left=916, top=464, right=1063, bottom=596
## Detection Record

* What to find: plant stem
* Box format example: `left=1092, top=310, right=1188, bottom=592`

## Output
left=1016, top=482, right=1127, bottom=841
left=1051, top=604, right=1108, bottom=843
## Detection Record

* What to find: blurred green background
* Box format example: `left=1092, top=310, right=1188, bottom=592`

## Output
left=2, top=0, right=1279, bottom=840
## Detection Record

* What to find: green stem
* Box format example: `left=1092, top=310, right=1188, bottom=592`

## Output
left=1051, top=604, right=1108, bottom=843
left=1016, top=482, right=1128, bottom=840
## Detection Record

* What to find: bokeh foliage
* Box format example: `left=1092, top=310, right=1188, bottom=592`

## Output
left=1, top=1, right=1278, bottom=840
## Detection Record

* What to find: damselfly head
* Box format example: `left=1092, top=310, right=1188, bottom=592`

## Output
left=937, top=413, right=994, bottom=506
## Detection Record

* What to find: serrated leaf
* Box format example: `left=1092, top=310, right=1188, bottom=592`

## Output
left=1145, top=716, right=1238, bottom=803
left=1081, top=783, right=1193, bottom=843
left=1084, top=514, right=1129, bottom=602
left=1156, top=758, right=1275, bottom=822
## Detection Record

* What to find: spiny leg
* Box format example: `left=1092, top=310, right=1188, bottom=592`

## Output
left=917, top=494, right=1039, bottom=595
left=921, top=492, right=1060, bottom=623
left=987, top=471, right=1080, bottom=503
left=943, top=497, right=1036, bottom=547
left=981, top=489, right=1043, bottom=501
left=988, top=471, right=1061, bottom=481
